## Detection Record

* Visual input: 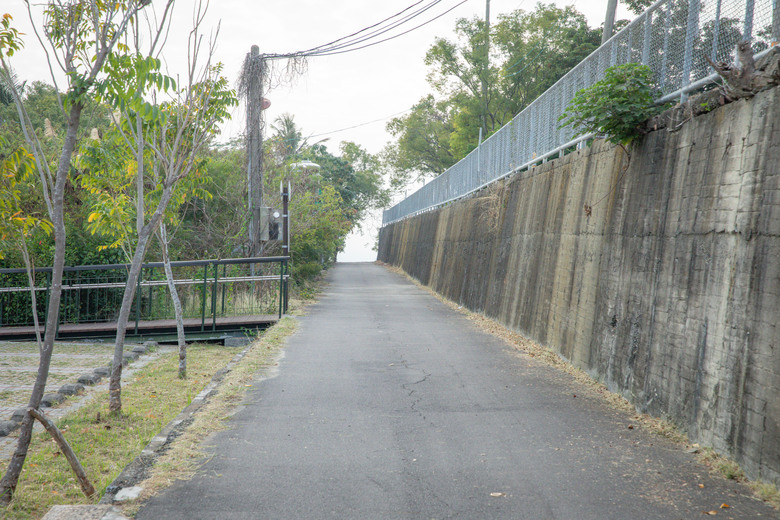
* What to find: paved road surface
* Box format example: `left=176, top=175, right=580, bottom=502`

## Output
left=137, top=263, right=777, bottom=519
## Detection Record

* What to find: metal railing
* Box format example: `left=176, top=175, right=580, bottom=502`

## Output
left=382, top=0, right=778, bottom=225
left=0, top=257, right=290, bottom=334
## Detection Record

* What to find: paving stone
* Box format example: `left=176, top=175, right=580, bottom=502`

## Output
left=58, top=383, right=85, bottom=396
left=41, top=393, right=65, bottom=407
left=0, top=420, right=18, bottom=436
left=224, top=336, right=250, bottom=347
left=113, top=486, right=143, bottom=502
left=43, top=505, right=130, bottom=520
left=143, top=341, right=158, bottom=350
left=10, top=407, right=28, bottom=422
left=78, top=373, right=101, bottom=386
left=131, top=345, right=146, bottom=354
left=94, top=366, right=111, bottom=377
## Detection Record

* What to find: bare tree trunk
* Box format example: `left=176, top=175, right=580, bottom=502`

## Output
left=136, top=115, right=145, bottom=235
left=0, top=102, right=81, bottom=504
left=108, top=184, right=175, bottom=414
left=28, top=408, right=95, bottom=498
left=159, top=222, right=187, bottom=378
left=19, top=240, right=42, bottom=348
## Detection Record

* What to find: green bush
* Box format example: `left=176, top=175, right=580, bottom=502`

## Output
left=293, top=262, right=322, bottom=280
left=558, top=63, right=667, bottom=147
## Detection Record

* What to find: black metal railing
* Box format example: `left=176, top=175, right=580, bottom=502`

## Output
left=0, top=257, right=289, bottom=333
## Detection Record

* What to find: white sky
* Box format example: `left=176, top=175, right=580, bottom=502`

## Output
left=4, top=0, right=633, bottom=262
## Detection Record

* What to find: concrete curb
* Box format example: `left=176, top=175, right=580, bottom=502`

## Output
left=99, top=341, right=258, bottom=505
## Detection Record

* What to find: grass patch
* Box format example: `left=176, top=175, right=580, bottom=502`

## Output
left=1, top=344, right=236, bottom=520
left=752, top=480, right=780, bottom=510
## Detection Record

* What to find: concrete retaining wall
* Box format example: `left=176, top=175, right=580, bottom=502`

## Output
left=378, top=87, right=780, bottom=484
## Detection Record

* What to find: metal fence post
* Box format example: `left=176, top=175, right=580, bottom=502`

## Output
left=135, top=268, right=141, bottom=336
left=221, top=263, right=227, bottom=315
left=284, top=259, right=289, bottom=314
left=712, top=0, right=723, bottom=63
left=278, top=260, right=284, bottom=319
left=744, top=0, right=755, bottom=40
left=681, top=0, right=701, bottom=102
left=212, top=262, right=219, bottom=331
left=200, top=263, right=207, bottom=332
left=642, top=11, right=652, bottom=65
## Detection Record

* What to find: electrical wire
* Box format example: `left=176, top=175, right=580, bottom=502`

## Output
left=302, top=0, right=446, bottom=56
left=264, top=0, right=468, bottom=60
left=305, top=108, right=413, bottom=139
left=310, top=0, right=469, bottom=57
left=290, top=0, right=432, bottom=56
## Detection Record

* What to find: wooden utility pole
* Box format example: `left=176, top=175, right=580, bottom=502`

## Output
left=481, top=0, right=490, bottom=138
left=602, top=0, right=618, bottom=44
left=247, top=45, right=264, bottom=257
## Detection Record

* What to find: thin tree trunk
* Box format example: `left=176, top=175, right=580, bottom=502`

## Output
left=28, top=408, right=95, bottom=498
left=159, top=222, right=187, bottom=378
left=136, top=115, right=145, bottom=235
left=19, top=239, right=42, bottom=348
left=108, top=184, right=176, bottom=414
left=0, top=102, right=82, bottom=505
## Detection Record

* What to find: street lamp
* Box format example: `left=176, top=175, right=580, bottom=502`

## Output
left=282, top=161, right=321, bottom=260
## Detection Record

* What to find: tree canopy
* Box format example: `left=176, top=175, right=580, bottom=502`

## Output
left=383, top=2, right=601, bottom=186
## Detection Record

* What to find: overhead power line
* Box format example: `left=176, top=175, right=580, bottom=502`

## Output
left=264, top=0, right=469, bottom=60
left=305, top=108, right=413, bottom=140
left=311, top=0, right=469, bottom=57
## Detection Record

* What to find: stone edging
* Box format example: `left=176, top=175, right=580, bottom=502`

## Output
left=0, top=343, right=153, bottom=438
left=99, top=340, right=256, bottom=504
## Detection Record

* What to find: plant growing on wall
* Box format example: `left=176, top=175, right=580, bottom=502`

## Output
left=558, top=62, right=666, bottom=148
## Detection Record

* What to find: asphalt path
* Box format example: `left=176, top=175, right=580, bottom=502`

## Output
left=137, top=263, right=777, bottom=519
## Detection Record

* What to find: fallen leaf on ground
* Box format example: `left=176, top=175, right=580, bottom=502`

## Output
left=720, top=504, right=730, bottom=509
left=703, top=510, right=718, bottom=515
left=490, top=492, right=505, bottom=497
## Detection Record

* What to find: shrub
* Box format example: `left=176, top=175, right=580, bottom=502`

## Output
left=558, top=63, right=667, bottom=147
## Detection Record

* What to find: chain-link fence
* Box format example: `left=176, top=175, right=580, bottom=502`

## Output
left=382, top=0, right=778, bottom=225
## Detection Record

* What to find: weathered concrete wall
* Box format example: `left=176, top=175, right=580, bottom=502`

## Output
left=378, top=87, right=780, bottom=484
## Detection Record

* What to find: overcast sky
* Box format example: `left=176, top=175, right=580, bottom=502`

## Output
left=5, top=0, right=634, bottom=261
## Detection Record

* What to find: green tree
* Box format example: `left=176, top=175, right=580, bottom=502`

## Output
left=102, top=54, right=236, bottom=411
left=494, top=4, right=600, bottom=116
left=385, top=3, right=601, bottom=187
left=0, top=137, right=52, bottom=346
left=383, top=95, right=456, bottom=184
left=0, top=2, right=155, bottom=503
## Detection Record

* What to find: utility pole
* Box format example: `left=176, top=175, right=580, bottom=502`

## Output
left=481, top=0, right=490, bottom=138
left=281, top=181, right=290, bottom=313
left=602, top=0, right=618, bottom=44
left=247, top=45, right=264, bottom=257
